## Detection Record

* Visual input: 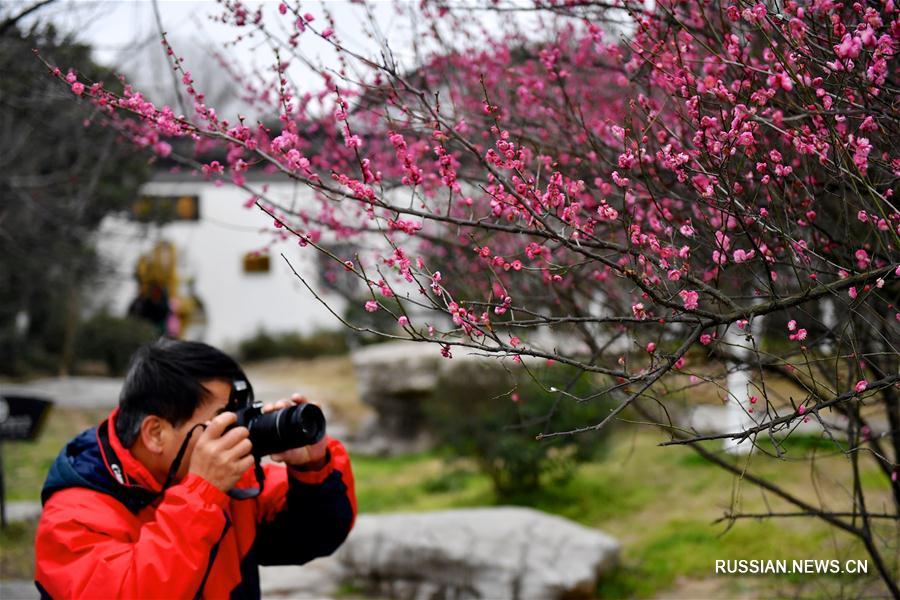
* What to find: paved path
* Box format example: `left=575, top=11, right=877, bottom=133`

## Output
left=4, top=501, right=41, bottom=522
left=1, top=371, right=336, bottom=411
left=0, top=377, right=122, bottom=409
left=0, top=580, right=38, bottom=600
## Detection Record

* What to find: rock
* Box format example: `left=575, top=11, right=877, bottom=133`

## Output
left=334, top=507, right=620, bottom=600
left=350, top=342, right=453, bottom=454
left=350, top=341, right=528, bottom=455
left=260, top=556, right=344, bottom=598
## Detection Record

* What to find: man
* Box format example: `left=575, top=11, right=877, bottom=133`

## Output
left=34, top=339, right=356, bottom=598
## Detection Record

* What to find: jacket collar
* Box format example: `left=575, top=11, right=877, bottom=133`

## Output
left=100, top=408, right=164, bottom=494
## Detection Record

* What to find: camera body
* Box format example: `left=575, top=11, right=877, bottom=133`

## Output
left=227, top=380, right=326, bottom=457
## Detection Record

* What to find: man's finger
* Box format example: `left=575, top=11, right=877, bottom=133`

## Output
left=261, top=399, right=295, bottom=414
left=226, top=438, right=253, bottom=460
left=237, top=454, right=256, bottom=473
left=217, top=425, right=249, bottom=449
left=203, top=412, right=237, bottom=439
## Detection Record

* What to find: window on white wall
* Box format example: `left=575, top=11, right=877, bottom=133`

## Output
left=243, top=252, right=270, bottom=274
left=131, top=195, right=200, bottom=222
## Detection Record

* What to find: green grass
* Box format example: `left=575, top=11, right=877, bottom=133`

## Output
left=0, top=520, right=37, bottom=580
left=3, top=407, right=108, bottom=502
left=0, top=407, right=107, bottom=580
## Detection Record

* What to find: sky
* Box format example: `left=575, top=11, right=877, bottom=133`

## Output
left=14, top=0, right=549, bottom=121
left=20, top=0, right=420, bottom=115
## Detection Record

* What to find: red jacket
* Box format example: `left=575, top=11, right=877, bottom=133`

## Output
left=35, top=408, right=356, bottom=599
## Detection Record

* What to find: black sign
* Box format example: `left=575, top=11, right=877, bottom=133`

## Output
left=0, top=394, right=53, bottom=441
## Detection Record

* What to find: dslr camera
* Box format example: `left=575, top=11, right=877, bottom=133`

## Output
left=226, top=379, right=326, bottom=457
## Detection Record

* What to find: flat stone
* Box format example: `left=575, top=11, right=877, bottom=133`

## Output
left=334, top=508, right=620, bottom=599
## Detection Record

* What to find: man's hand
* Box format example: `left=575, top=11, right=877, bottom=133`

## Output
left=188, top=412, right=255, bottom=492
left=262, top=393, right=329, bottom=470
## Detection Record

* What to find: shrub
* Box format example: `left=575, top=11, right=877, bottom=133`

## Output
left=427, top=362, right=616, bottom=499
left=237, top=328, right=348, bottom=362
left=75, top=313, right=158, bottom=375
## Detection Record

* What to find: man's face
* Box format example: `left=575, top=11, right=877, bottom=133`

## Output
left=163, top=378, right=233, bottom=481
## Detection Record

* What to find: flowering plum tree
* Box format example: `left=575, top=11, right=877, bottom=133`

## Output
left=43, top=0, right=899, bottom=591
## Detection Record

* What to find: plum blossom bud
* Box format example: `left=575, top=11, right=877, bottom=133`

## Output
left=398, top=316, right=409, bottom=327
left=365, top=300, right=379, bottom=312
left=854, top=380, right=868, bottom=393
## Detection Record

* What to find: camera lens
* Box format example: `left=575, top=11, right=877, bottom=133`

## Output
left=295, top=404, right=325, bottom=440
left=247, top=403, right=326, bottom=457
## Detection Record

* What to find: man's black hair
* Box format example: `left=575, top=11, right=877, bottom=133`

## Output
left=116, top=338, right=251, bottom=448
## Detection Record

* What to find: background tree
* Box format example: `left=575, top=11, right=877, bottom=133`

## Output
left=0, top=5, right=147, bottom=375
left=52, top=0, right=899, bottom=593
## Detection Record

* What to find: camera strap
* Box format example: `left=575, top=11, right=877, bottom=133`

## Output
left=226, top=460, right=265, bottom=500
left=159, top=422, right=208, bottom=495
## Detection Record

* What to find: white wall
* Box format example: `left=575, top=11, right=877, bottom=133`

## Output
left=95, top=177, right=347, bottom=350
